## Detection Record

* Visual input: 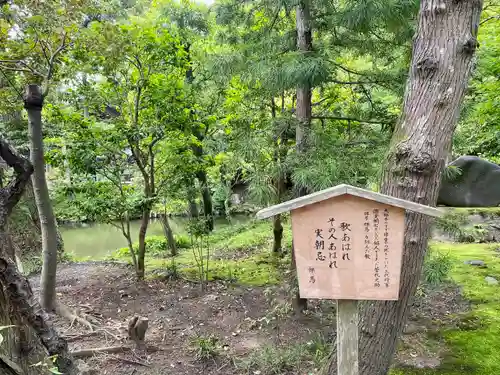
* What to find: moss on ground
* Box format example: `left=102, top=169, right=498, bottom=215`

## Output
left=108, top=219, right=292, bottom=286
left=392, top=242, right=500, bottom=375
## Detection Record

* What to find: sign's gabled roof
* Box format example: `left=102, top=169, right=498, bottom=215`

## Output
left=256, top=184, right=443, bottom=219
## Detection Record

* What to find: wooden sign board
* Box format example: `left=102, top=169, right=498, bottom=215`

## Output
left=256, top=184, right=443, bottom=301
left=292, top=194, right=405, bottom=300
left=256, top=184, right=443, bottom=375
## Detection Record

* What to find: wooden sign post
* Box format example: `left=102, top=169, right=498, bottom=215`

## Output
left=256, top=184, right=442, bottom=375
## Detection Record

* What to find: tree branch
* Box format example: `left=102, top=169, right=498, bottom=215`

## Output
left=44, top=31, right=68, bottom=96
left=480, top=14, right=500, bottom=25
left=0, top=61, right=44, bottom=77
left=0, top=137, right=34, bottom=224
left=329, top=79, right=388, bottom=85
left=311, top=115, right=393, bottom=125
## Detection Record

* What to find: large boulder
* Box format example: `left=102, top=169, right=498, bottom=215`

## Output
left=438, top=156, right=500, bottom=207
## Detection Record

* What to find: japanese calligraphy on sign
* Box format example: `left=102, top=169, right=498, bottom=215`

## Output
left=290, top=194, right=405, bottom=300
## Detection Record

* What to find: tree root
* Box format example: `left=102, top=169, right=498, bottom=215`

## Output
left=56, top=302, right=98, bottom=331
left=106, top=355, right=150, bottom=367
left=71, top=346, right=131, bottom=358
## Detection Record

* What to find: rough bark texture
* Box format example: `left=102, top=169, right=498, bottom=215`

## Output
left=0, top=136, right=77, bottom=374
left=294, top=0, right=313, bottom=311
left=324, top=1, right=483, bottom=374
left=25, top=84, right=59, bottom=312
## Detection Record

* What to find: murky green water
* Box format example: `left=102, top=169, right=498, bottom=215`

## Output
left=60, top=215, right=251, bottom=259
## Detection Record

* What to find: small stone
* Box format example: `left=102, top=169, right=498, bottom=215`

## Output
left=404, top=323, right=426, bottom=334
left=464, top=260, right=487, bottom=267
left=485, top=276, right=498, bottom=285
left=415, top=358, right=441, bottom=369
left=204, top=294, right=218, bottom=301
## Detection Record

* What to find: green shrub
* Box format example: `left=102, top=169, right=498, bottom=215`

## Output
left=174, top=234, right=191, bottom=249
left=190, top=334, right=219, bottom=361
left=435, top=211, right=469, bottom=239
left=145, top=236, right=168, bottom=256
left=423, top=249, right=453, bottom=286
left=111, top=234, right=191, bottom=259
left=457, top=225, right=489, bottom=243
left=236, top=338, right=330, bottom=375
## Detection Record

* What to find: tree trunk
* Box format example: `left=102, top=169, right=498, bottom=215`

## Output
left=185, top=43, right=213, bottom=230
left=295, top=0, right=313, bottom=166
left=196, top=169, right=214, bottom=231
left=136, top=208, right=151, bottom=279
left=160, top=214, right=177, bottom=256
left=0, top=136, right=77, bottom=375
left=186, top=180, right=199, bottom=218
left=25, top=85, right=58, bottom=312
left=120, top=212, right=138, bottom=270
left=293, top=0, right=313, bottom=312
left=323, top=1, right=483, bottom=374
left=272, top=215, right=283, bottom=253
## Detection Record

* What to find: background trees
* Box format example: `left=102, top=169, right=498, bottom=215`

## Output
left=0, top=0, right=497, bottom=373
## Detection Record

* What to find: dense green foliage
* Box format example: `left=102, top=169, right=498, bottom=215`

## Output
left=0, top=0, right=498, bottom=273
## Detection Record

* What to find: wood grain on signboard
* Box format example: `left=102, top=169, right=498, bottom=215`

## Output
left=291, top=194, right=405, bottom=300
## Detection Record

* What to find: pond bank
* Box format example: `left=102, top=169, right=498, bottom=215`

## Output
left=60, top=214, right=253, bottom=259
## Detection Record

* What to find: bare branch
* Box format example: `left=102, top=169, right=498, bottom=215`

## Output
left=329, top=78, right=388, bottom=85
left=0, top=60, right=44, bottom=77
left=480, top=14, right=500, bottom=25
left=0, top=137, right=34, bottom=224
left=312, top=115, right=393, bottom=125
left=44, top=31, right=68, bottom=96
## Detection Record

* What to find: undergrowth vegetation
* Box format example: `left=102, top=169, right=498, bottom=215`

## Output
left=236, top=334, right=331, bottom=375
left=392, top=242, right=500, bottom=375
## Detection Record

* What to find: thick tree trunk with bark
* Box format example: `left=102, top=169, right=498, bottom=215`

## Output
left=293, top=0, right=313, bottom=312
left=324, top=1, right=483, bottom=374
left=25, top=85, right=59, bottom=312
left=0, top=136, right=77, bottom=375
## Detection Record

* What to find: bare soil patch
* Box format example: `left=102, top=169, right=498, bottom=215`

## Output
left=29, top=262, right=469, bottom=374
left=29, top=262, right=335, bottom=375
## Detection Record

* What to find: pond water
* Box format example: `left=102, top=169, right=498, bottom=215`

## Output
left=60, top=215, right=252, bottom=259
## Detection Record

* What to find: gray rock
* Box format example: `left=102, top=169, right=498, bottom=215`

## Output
left=415, top=358, right=441, bottom=369
left=403, top=323, right=426, bottom=334
left=464, top=260, right=487, bottom=267
left=485, top=276, right=498, bottom=285
left=438, top=156, right=500, bottom=207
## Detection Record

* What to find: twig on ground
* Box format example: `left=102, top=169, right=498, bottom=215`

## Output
left=71, top=345, right=131, bottom=358
left=56, top=302, right=96, bottom=331
left=106, top=355, right=150, bottom=367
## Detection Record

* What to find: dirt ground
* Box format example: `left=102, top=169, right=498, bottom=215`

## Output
left=29, top=262, right=468, bottom=375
